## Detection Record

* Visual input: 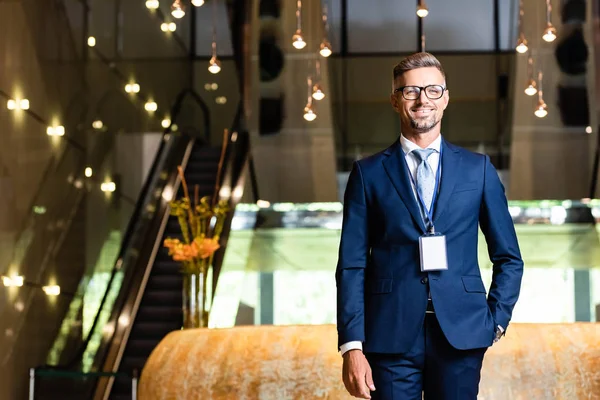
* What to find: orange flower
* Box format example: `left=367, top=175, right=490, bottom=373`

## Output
left=193, top=237, right=220, bottom=259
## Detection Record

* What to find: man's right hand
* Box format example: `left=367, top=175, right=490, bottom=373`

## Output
left=342, top=349, right=376, bottom=399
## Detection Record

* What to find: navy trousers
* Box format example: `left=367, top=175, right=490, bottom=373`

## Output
left=365, top=314, right=488, bottom=400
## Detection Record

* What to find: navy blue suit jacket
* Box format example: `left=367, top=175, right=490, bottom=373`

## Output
left=335, top=138, right=523, bottom=354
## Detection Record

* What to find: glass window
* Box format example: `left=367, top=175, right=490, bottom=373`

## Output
left=347, top=0, right=418, bottom=53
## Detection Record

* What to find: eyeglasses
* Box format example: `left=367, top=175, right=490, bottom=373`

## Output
left=393, top=85, right=446, bottom=100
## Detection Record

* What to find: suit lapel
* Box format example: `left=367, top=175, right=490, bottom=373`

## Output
left=432, top=139, right=461, bottom=224
left=382, top=141, right=428, bottom=234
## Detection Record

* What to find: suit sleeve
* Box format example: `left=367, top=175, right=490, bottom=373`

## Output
left=335, top=161, right=369, bottom=348
left=479, top=155, right=524, bottom=332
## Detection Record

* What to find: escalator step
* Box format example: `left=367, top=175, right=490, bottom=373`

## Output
left=136, top=305, right=182, bottom=323
left=141, top=290, right=181, bottom=306
left=146, top=274, right=182, bottom=291
left=150, top=259, right=181, bottom=274
left=130, top=322, right=181, bottom=340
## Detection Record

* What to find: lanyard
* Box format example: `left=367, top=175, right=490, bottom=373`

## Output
left=404, top=145, right=442, bottom=233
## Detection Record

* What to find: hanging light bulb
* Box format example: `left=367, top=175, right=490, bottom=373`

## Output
left=515, top=0, right=527, bottom=53
left=542, top=0, right=557, bottom=42
left=145, top=0, right=159, bottom=10
left=524, top=79, right=537, bottom=96
left=292, top=1, right=306, bottom=49
left=534, top=71, right=548, bottom=118
left=416, top=0, right=429, bottom=18
left=542, top=23, right=557, bottom=42
left=207, top=0, right=221, bottom=74
left=515, top=33, right=528, bottom=53
left=208, top=56, right=221, bottom=74
left=292, top=30, right=306, bottom=49
left=319, top=40, right=332, bottom=57
left=192, top=0, right=205, bottom=6
left=534, top=99, right=548, bottom=118
left=303, top=102, right=317, bottom=121
left=524, top=56, right=537, bottom=96
left=312, top=83, right=325, bottom=101
left=171, top=0, right=185, bottom=19
left=319, top=6, right=332, bottom=57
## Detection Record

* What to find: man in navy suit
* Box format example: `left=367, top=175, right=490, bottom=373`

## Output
left=336, top=52, right=524, bottom=399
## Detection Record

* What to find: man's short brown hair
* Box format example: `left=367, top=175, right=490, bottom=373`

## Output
left=393, top=52, right=446, bottom=82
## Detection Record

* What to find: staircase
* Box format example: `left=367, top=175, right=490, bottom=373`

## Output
left=109, top=142, right=222, bottom=399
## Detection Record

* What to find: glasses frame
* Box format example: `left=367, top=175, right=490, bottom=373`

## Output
left=393, top=85, right=447, bottom=100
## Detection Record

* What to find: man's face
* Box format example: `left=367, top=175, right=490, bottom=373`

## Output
left=390, top=67, right=449, bottom=134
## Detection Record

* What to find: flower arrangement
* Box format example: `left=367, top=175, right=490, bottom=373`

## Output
left=163, top=132, right=230, bottom=328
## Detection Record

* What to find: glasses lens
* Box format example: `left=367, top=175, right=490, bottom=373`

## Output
left=425, top=85, right=444, bottom=99
left=403, top=87, right=420, bottom=100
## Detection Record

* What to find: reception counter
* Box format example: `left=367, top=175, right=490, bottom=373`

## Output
left=138, top=323, right=600, bottom=399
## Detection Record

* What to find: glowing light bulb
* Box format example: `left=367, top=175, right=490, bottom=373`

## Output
left=192, top=0, right=204, bottom=6
left=145, top=101, right=158, bottom=112
left=416, top=6, right=429, bottom=17
left=20, top=99, right=30, bottom=110
left=292, top=31, right=306, bottom=49
left=303, top=103, right=317, bottom=121
left=319, top=40, right=332, bottom=57
left=162, top=118, right=171, bottom=128
left=312, top=84, right=325, bottom=101
left=87, top=36, right=96, bottom=47
left=171, top=0, right=185, bottom=18
left=516, top=34, right=528, bottom=53
left=542, top=24, right=557, bottom=42
left=92, top=120, right=104, bottom=129
left=208, top=57, right=221, bottom=74
left=145, top=0, right=159, bottom=9
left=7, top=100, right=16, bottom=110
left=524, top=80, right=537, bottom=96
left=534, top=100, right=548, bottom=118
left=85, top=167, right=93, bottom=177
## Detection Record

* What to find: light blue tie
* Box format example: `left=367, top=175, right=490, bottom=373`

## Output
left=412, top=148, right=437, bottom=222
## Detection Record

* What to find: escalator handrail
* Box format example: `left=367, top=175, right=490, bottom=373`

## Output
left=39, top=87, right=211, bottom=370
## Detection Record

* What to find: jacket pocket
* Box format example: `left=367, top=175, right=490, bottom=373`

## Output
left=461, top=276, right=486, bottom=293
left=367, top=278, right=393, bottom=294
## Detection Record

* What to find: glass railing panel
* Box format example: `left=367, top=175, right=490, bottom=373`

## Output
left=211, top=201, right=600, bottom=328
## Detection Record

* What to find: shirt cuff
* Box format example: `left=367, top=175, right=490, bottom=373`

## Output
left=340, top=341, right=363, bottom=356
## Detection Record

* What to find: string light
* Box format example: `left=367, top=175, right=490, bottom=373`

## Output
left=208, top=0, right=221, bottom=74
left=125, top=83, right=141, bottom=93
left=312, top=60, right=325, bottom=101
left=47, top=125, right=65, bottom=136
left=87, top=36, right=96, bottom=47
left=515, top=0, right=528, bottom=53
left=524, top=56, right=537, bottom=96
left=101, top=182, right=116, bottom=192
left=145, top=0, right=159, bottom=10
left=534, top=71, right=548, bottom=118
left=304, top=77, right=317, bottom=121
left=542, top=0, right=557, bottom=42
left=319, top=5, right=332, bottom=57
left=192, top=0, right=205, bottom=6
left=292, top=0, right=306, bottom=49
left=171, top=0, right=185, bottom=19
left=145, top=101, right=158, bottom=112
left=417, top=0, right=429, bottom=18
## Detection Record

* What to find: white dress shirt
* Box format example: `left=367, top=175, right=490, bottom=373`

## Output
left=339, top=134, right=442, bottom=356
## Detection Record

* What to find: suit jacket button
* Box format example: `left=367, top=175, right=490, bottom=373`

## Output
left=421, top=277, right=428, bottom=284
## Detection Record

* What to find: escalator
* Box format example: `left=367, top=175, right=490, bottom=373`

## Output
left=108, top=143, right=223, bottom=399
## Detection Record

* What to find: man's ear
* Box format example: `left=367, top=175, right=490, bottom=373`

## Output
left=390, top=93, right=400, bottom=113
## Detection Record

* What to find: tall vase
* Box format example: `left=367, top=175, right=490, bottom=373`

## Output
left=182, top=271, right=206, bottom=329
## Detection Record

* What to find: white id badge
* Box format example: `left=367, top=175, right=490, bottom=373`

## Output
left=419, top=234, right=448, bottom=272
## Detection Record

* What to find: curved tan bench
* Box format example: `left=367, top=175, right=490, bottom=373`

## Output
left=139, top=324, right=600, bottom=399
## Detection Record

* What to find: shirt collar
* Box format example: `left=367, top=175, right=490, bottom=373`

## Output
left=400, top=134, right=442, bottom=155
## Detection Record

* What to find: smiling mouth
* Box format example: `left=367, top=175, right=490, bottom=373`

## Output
left=413, top=109, right=434, bottom=116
